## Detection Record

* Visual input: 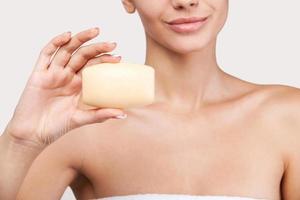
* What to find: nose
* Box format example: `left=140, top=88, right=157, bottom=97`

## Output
left=172, top=0, right=199, bottom=10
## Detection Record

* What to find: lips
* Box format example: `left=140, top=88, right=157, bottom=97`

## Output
left=165, top=16, right=209, bottom=34
left=167, top=17, right=208, bottom=25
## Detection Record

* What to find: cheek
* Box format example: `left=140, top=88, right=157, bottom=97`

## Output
left=137, top=6, right=166, bottom=41
left=135, top=0, right=164, bottom=25
left=210, top=0, right=229, bottom=33
left=135, top=0, right=169, bottom=35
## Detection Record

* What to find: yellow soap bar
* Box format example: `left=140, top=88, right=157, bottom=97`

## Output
left=82, top=62, right=155, bottom=109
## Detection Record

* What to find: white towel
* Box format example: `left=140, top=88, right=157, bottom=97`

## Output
left=94, top=193, right=267, bottom=200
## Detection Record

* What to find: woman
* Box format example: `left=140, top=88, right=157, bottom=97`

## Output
left=1, top=0, right=300, bottom=199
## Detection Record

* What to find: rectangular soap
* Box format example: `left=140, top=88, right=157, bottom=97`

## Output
left=82, top=62, right=155, bottom=109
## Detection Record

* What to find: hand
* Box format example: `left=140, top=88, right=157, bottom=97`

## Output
left=7, top=27, right=126, bottom=147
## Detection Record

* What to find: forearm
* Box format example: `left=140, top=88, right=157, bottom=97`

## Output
left=0, top=125, right=46, bottom=200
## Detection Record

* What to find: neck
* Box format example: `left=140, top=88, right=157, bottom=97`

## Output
left=144, top=35, right=230, bottom=112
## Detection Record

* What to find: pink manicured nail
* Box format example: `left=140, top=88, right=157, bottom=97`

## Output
left=111, top=54, right=121, bottom=58
left=106, top=41, right=117, bottom=46
left=91, top=27, right=99, bottom=34
left=63, top=31, right=71, bottom=36
left=114, top=113, right=127, bottom=119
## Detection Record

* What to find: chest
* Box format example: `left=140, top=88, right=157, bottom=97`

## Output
left=82, top=115, right=284, bottom=199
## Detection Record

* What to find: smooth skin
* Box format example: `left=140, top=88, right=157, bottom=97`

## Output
left=0, top=0, right=299, bottom=199
left=17, top=86, right=300, bottom=200
left=0, top=27, right=126, bottom=199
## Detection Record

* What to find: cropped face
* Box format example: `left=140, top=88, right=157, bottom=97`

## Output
left=122, top=0, right=229, bottom=54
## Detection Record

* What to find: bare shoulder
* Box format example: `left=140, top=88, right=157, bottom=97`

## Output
left=248, top=83, right=300, bottom=136
left=61, top=118, right=130, bottom=159
left=40, top=126, right=94, bottom=171
left=258, top=84, right=300, bottom=198
left=38, top=123, right=112, bottom=171
left=58, top=118, right=120, bottom=146
left=256, top=84, right=300, bottom=127
left=262, top=83, right=300, bottom=105
left=248, top=84, right=300, bottom=197
left=252, top=83, right=300, bottom=168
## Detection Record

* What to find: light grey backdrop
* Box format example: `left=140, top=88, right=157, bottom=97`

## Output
left=0, top=1, right=299, bottom=199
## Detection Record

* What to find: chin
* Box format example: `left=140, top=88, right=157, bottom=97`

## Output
left=167, top=38, right=213, bottom=55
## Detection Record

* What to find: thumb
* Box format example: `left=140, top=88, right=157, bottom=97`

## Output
left=71, top=108, right=127, bottom=128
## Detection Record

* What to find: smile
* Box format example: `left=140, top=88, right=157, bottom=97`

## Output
left=166, top=17, right=208, bottom=34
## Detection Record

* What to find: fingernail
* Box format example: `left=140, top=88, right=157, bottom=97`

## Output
left=91, top=27, right=99, bottom=34
left=114, top=113, right=127, bottom=119
left=107, top=41, right=117, bottom=46
left=63, top=31, right=71, bottom=36
left=111, top=54, right=121, bottom=58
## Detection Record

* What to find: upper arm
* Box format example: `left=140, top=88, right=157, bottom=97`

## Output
left=281, top=146, right=300, bottom=199
left=268, top=85, right=300, bottom=199
left=70, top=173, right=96, bottom=200
left=16, top=130, right=86, bottom=200
left=281, top=116, right=300, bottom=200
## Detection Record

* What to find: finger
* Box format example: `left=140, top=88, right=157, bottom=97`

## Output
left=65, top=42, right=117, bottom=73
left=49, top=27, right=100, bottom=70
left=77, top=54, right=122, bottom=75
left=70, top=108, right=127, bottom=128
left=86, top=54, right=122, bottom=66
left=34, top=32, right=72, bottom=71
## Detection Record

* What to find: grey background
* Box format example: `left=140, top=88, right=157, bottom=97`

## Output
left=0, top=1, right=299, bottom=199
